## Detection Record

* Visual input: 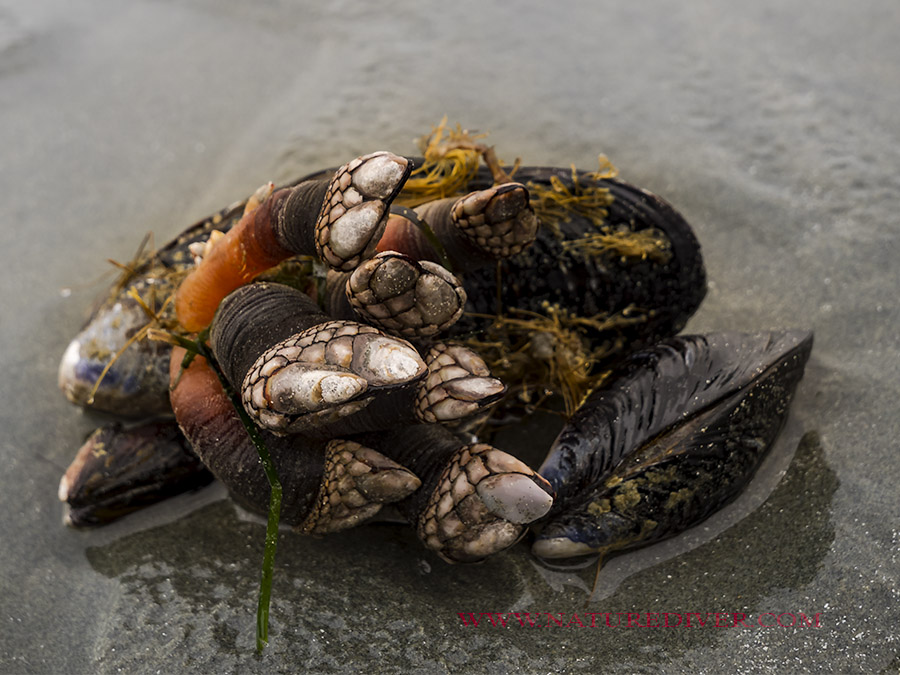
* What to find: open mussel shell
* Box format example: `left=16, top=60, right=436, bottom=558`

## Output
left=532, top=330, right=813, bottom=560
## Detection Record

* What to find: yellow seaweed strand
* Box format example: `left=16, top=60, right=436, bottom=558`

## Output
left=527, top=156, right=618, bottom=231
left=584, top=154, right=619, bottom=181
left=464, top=303, right=650, bottom=417
left=398, top=118, right=519, bottom=206
left=397, top=118, right=483, bottom=206
left=108, top=232, right=156, bottom=297
left=562, top=227, right=673, bottom=264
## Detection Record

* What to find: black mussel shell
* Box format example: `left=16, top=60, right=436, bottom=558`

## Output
left=454, top=166, right=707, bottom=359
left=304, top=162, right=706, bottom=356
left=532, top=330, right=813, bottom=560
left=59, top=420, right=213, bottom=527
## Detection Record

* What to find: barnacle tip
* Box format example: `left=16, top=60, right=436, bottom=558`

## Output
left=327, top=203, right=386, bottom=258
left=443, top=376, right=506, bottom=403
left=320, top=373, right=367, bottom=403
left=266, top=366, right=368, bottom=415
left=357, top=466, right=422, bottom=502
left=351, top=152, right=411, bottom=200
left=57, top=474, right=70, bottom=502
left=360, top=338, right=426, bottom=385
left=476, top=473, right=553, bottom=524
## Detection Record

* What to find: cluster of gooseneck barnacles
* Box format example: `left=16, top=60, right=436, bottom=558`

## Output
left=57, top=122, right=812, bottom=650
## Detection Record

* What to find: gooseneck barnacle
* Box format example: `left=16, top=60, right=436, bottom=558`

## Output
left=174, top=151, right=412, bottom=332
left=359, top=424, right=554, bottom=563
left=56, top=123, right=812, bottom=652
left=329, top=251, right=468, bottom=338
left=209, top=281, right=427, bottom=434
left=169, top=348, right=421, bottom=532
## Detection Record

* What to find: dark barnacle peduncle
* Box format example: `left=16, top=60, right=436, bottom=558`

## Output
left=289, top=342, right=507, bottom=440
left=378, top=183, right=538, bottom=273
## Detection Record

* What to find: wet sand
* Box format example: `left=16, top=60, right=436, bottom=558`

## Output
left=2, top=0, right=898, bottom=672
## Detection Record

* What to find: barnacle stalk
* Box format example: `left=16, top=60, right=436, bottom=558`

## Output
left=168, top=344, right=423, bottom=529
left=378, top=183, right=538, bottom=276
left=375, top=205, right=452, bottom=269
left=267, top=342, right=506, bottom=440
left=362, top=425, right=553, bottom=562
left=209, top=282, right=426, bottom=434
left=413, top=182, right=538, bottom=266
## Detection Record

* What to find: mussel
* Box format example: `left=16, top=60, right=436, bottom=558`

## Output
left=60, top=419, right=213, bottom=527
left=533, top=330, right=814, bottom=560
